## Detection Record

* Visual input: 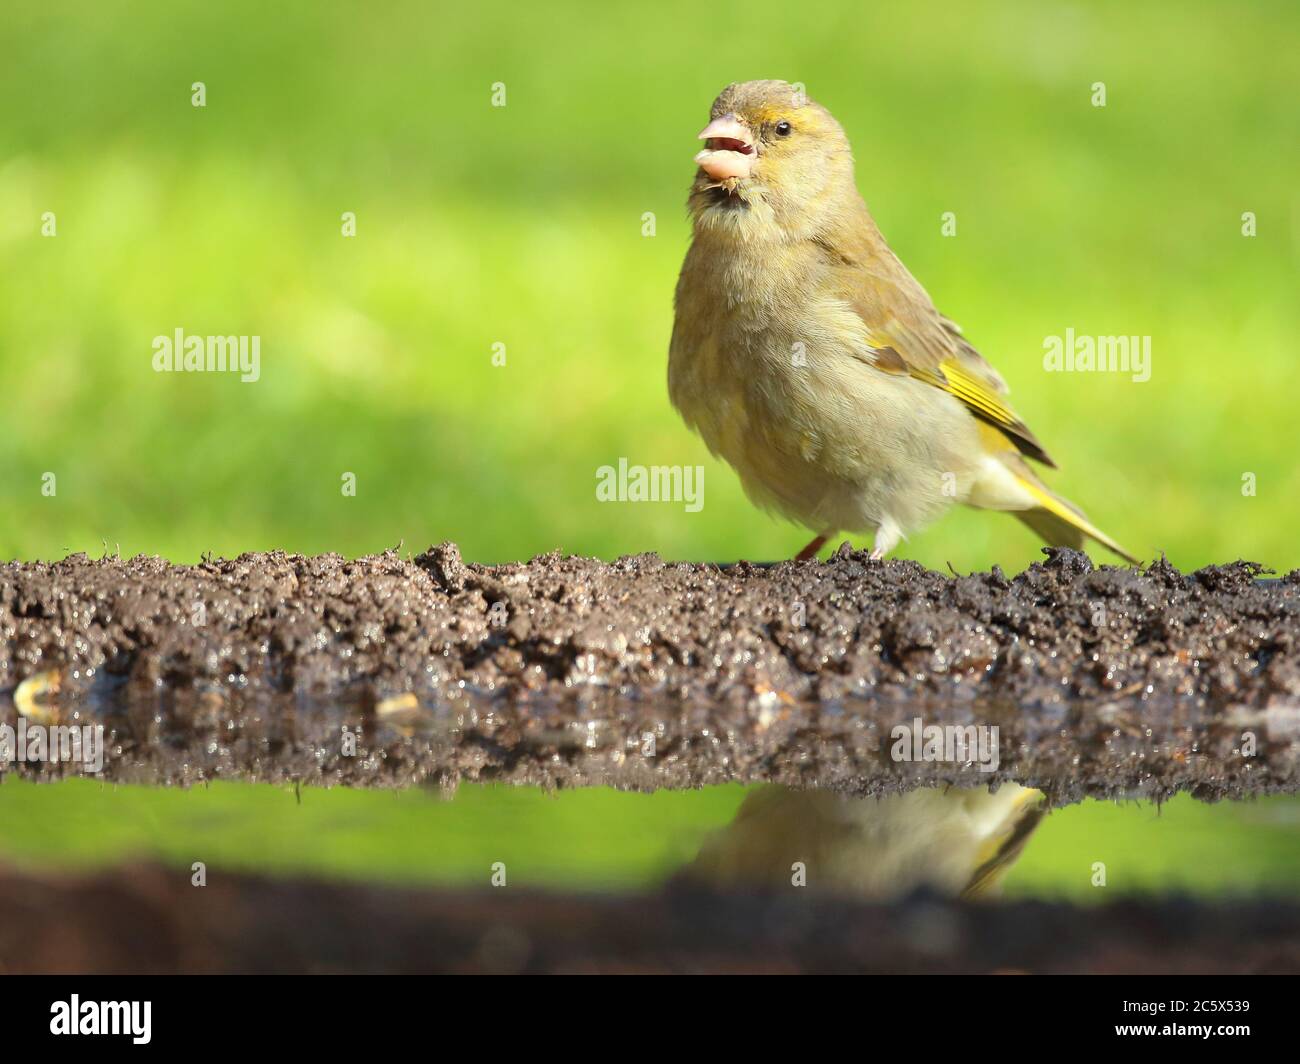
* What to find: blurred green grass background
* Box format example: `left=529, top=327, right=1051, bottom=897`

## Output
left=2, top=2, right=1297, bottom=897
left=2, top=0, right=1297, bottom=569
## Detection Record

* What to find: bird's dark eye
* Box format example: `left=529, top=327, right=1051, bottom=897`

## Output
left=775, top=120, right=792, bottom=136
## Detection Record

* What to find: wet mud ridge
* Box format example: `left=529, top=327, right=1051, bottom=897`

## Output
left=0, top=862, right=1296, bottom=974
left=2, top=544, right=1298, bottom=801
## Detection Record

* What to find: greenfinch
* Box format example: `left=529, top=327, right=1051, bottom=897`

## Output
left=669, top=80, right=1136, bottom=563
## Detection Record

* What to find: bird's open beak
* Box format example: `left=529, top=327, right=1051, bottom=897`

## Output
left=694, top=114, right=755, bottom=182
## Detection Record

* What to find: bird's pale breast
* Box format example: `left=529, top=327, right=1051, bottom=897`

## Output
left=670, top=234, right=982, bottom=536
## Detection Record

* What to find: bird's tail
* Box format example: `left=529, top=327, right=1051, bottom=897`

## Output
left=960, top=787, right=1048, bottom=898
left=969, top=429, right=1139, bottom=565
left=1010, top=471, right=1138, bottom=565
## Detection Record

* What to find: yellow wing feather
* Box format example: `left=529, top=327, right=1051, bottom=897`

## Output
left=907, top=357, right=1056, bottom=467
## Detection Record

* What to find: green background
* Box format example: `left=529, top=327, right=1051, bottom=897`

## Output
left=2, top=0, right=1297, bottom=570
left=1, top=2, right=1297, bottom=897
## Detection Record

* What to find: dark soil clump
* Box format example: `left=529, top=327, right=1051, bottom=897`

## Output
left=2, top=545, right=1297, bottom=801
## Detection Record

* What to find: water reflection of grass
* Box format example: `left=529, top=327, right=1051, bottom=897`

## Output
left=0, top=780, right=1295, bottom=900
left=1003, top=793, right=1300, bottom=901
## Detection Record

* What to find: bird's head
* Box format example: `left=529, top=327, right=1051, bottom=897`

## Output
left=688, top=80, right=855, bottom=240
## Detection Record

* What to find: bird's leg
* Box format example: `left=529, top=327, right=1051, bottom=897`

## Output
left=869, top=517, right=903, bottom=561
left=794, top=532, right=832, bottom=561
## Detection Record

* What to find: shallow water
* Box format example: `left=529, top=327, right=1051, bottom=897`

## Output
left=1, top=776, right=1297, bottom=902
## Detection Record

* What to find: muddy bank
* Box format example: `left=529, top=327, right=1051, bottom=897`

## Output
left=1, top=545, right=1298, bottom=800
left=0, top=861, right=1295, bottom=974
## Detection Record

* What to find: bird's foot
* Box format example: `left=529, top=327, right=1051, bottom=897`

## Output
left=794, top=532, right=831, bottom=562
left=870, top=516, right=903, bottom=561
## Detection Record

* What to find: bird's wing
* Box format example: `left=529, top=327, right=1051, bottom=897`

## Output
left=821, top=231, right=1056, bottom=468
